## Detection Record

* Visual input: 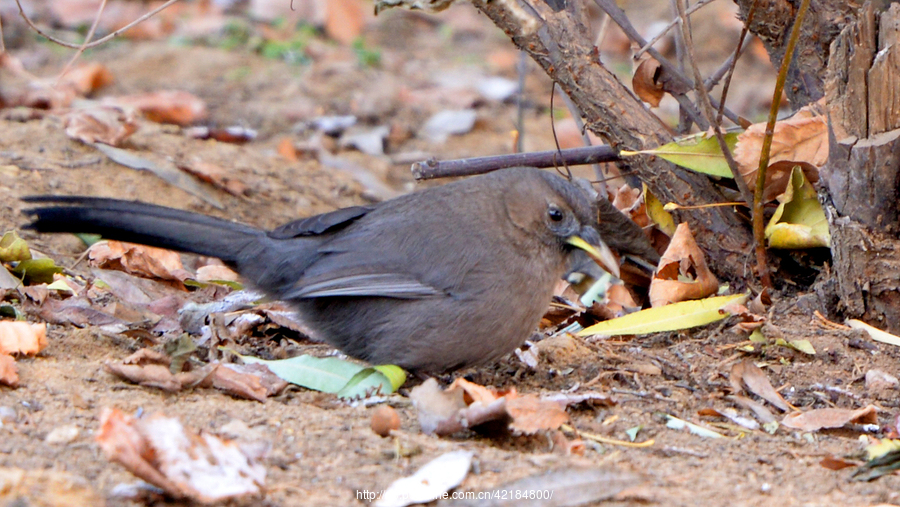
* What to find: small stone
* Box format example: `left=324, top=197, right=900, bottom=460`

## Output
left=371, top=405, right=401, bottom=438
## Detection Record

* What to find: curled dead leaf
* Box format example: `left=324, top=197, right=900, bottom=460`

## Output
left=632, top=55, right=664, bottom=107
left=648, top=223, right=718, bottom=307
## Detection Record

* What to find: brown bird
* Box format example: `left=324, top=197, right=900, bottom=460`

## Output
left=23, top=167, right=619, bottom=373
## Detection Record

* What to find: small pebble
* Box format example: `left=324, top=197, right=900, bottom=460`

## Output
left=371, top=405, right=400, bottom=438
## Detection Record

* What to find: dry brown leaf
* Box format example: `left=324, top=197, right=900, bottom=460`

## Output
left=550, top=430, right=585, bottom=455
left=96, top=407, right=265, bottom=503
left=277, top=137, right=299, bottom=162
left=325, top=0, right=368, bottom=45
left=212, top=363, right=288, bottom=402
left=782, top=405, right=878, bottom=432
left=0, top=321, right=48, bottom=356
left=730, top=359, right=792, bottom=412
left=109, top=90, right=208, bottom=126
left=89, top=241, right=191, bottom=282
left=61, top=63, right=115, bottom=95
left=607, top=283, right=639, bottom=309
left=507, top=394, right=569, bottom=434
left=819, top=456, right=859, bottom=470
left=195, top=265, right=241, bottom=283
left=734, top=103, right=827, bottom=195
left=648, top=223, right=718, bottom=307
left=447, top=377, right=511, bottom=406
left=632, top=55, right=664, bottom=107
left=0, top=353, right=18, bottom=386
left=106, top=361, right=182, bottom=392
left=177, top=159, right=249, bottom=197
left=727, top=395, right=777, bottom=424
left=64, top=105, right=138, bottom=146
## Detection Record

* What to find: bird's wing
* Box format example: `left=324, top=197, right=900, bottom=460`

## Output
left=285, top=238, right=446, bottom=299
left=287, top=271, right=443, bottom=298
left=267, top=205, right=376, bottom=239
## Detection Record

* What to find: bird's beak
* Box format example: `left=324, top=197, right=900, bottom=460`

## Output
left=566, top=228, right=620, bottom=279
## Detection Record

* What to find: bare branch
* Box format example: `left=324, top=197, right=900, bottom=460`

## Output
left=56, top=0, right=108, bottom=86
left=411, top=145, right=620, bottom=180
left=15, top=0, right=180, bottom=50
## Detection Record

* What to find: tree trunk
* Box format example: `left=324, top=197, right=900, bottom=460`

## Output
left=822, top=2, right=900, bottom=333
left=469, top=0, right=754, bottom=284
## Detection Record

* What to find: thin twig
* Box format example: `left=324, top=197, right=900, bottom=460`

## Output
left=752, top=0, right=811, bottom=289
left=411, top=145, right=620, bottom=180
left=674, top=0, right=752, bottom=206
left=15, top=0, right=180, bottom=49
left=56, top=0, right=108, bottom=86
left=593, top=0, right=747, bottom=128
left=635, top=0, right=716, bottom=58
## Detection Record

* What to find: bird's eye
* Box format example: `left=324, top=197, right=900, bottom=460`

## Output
left=548, top=207, right=564, bottom=222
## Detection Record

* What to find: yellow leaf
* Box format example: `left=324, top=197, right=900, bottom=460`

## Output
left=578, top=293, right=748, bottom=337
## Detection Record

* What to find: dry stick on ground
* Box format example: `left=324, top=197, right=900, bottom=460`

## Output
left=468, top=0, right=753, bottom=281
left=751, top=0, right=812, bottom=289
left=411, top=145, right=620, bottom=180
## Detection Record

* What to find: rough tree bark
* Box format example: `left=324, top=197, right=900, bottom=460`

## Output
left=822, top=3, right=900, bottom=333
left=468, top=0, right=754, bottom=283
left=736, top=0, right=900, bottom=332
left=733, top=0, right=859, bottom=108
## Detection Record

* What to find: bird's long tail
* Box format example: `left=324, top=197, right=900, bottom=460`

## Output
left=22, top=196, right=265, bottom=264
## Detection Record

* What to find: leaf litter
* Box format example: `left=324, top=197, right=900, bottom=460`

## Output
left=0, top=3, right=898, bottom=505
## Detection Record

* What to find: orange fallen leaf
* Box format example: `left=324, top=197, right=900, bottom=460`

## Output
left=109, top=90, right=208, bottom=126
left=277, top=137, right=299, bottom=162
left=507, top=394, right=569, bottom=434
left=325, top=0, right=368, bottom=45
left=0, top=353, right=18, bottom=386
left=782, top=405, right=878, bottom=432
left=648, top=223, right=718, bottom=307
left=0, top=321, right=48, bottom=356
left=89, top=241, right=191, bottom=282
left=61, top=63, right=115, bottom=95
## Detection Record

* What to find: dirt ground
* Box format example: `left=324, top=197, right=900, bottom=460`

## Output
left=2, top=2, right=900, bottom=506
